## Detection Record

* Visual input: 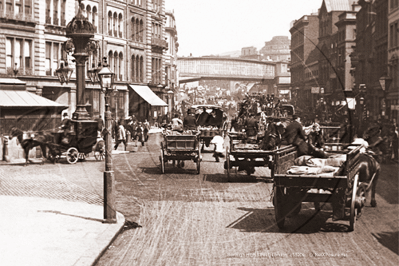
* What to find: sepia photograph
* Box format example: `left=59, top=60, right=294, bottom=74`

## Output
left=0, top=0, right=398, bottom=265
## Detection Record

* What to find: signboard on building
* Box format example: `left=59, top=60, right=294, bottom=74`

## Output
left=311, top=87, right=320, bottom=94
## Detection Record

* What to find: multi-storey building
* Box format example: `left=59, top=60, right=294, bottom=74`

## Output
left=290, top=14, right=320, bottom=114
left=317, top=0, right=358, bottom=111
left=387, top=0, right=399, bottom=124
left=334, top=3, right=359, bottom=118
left=0, top=0, right=170, bottom=124
left=260, top=36, right=291, bottom=62
left=240, top=46, right=259, bottom=60
left=164, top=9, right=178, bottom=119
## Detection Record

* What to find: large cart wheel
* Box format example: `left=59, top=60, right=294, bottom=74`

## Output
left=66, top=147, right=79, bottom=164
left=349, top=174, right=359, bottom=231
left=94, top=150, right=105, bottom=161
left=196, top=149, right=201, bottom=175
left=225, top=146, right=230, bottom=181
left=160, top=143, right=165, bottom=174
left=273, top=186, right=286, bottom=229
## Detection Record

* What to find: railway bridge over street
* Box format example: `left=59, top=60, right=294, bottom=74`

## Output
left=177, top=57, right=282, bottom=94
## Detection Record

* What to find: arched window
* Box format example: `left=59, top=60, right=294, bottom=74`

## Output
left=140, top=56, right=143, bottom=82
left=92, top=6, right=97, bottom=31
left=113, top=12, right=117, bottom=37
left=86, top=5, right=91, bottom=23
left=131, top=55, right=136, bottom=82
left=114, top=51, right=118, bottom=79
left=61, top=0, right=66, bottom=26
left=136, top=55, right=140, bottom=82
left=108, top=11, right=112, bottom=35
left=108, top=51, right=113, bottom=72
left=118, top=13, right=123, bottom=38
left=140, top=20, right=144, bottom=42
left=119, top=52, right=123, bottom=80
left=132, top=17, right=136, bottom=41
left=136, top=18, right=140, bottom=41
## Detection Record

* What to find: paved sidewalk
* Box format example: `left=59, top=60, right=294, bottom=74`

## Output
left=0, top=196, right=124, bottom=266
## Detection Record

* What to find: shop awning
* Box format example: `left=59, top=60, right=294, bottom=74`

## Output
left=0, top=90, right=68, bottom=108
left=129, top=85, right=168, bottom=106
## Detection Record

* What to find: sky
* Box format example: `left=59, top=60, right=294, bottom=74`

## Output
left=165, top=0, right=323, bottom=57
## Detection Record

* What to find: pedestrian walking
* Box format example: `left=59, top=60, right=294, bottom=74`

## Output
left=143, top=119, right=150, bottom=142
left=210, top=134, right=225, bottom=162
left=114, top=120, right=126, bottom=151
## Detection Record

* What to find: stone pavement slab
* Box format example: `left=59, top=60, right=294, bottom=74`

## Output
left=0, top=196, right=124, bottom=266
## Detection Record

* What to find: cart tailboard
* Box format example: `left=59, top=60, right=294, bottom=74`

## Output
left=273, top=174, right=347, bottom=188
left=274, top=145, right=297, bottom=175
left=165, top=135, right=197, bottom=150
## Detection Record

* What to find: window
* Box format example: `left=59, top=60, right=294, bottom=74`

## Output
left=15, top=0, right=22, bottom=16
left=45, top=41, right=61, bottom=76
left=119, top=52, right=123, bottom=80
left=119, top=13, right=123, bottom=38
left=6, top=38, right=33, bottom=75
left=108, top=51, right=113, bottom=72
left=53, top=0, right=59, bottom=24
left=46, top=0, right=51, bottom=23
left=6, top=0, right=13, bottom=13
left=86, top=5, right=91, bottom=24
left=108, top=11, right=112, bottom=35
left=114, top=51, right=118, bottom=79
left=92, top=6, right=97, bottom=31
left=113, top=12, right=117, bottom=37
left=6, top=38, right=12, bottom=68
left=61, top=0, right=66, bottom=25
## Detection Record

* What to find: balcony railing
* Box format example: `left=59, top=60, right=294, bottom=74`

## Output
left=151, top=37, right=168, bottom=49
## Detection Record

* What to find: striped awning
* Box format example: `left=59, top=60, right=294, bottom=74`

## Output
left=129, top=85, right=168, bottom=107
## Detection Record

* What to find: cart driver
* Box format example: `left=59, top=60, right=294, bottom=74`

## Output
left=183, top=108, right=198, bottom=132
left=59, top=113, right=72, bottom=144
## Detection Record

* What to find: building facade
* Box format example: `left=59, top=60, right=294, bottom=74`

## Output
left=0, top=0, right=170, bottom=124
left=260, top=36, right=291, bottom=62
left=387, top=0, right=399, bottom=124
left=290, top=14, right=320, bottom=115
left=164, top=9, right=178, bottom=119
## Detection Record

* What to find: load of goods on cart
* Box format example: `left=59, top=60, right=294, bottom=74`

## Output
left=271, top=139, right=379, bottom=232
left=191, top=104, right=227, bottom=149
left=224, top=94, right=295, bottom=177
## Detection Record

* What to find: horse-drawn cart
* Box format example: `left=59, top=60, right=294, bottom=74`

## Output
left=224, top=132, right=274, bottom=179
left=47, top=119, right=99, bottom=164
left=271, top=143, right=372, bottom=231
left=159, top=132, right=201, bottom=174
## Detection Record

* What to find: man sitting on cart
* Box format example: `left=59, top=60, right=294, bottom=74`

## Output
left=59, top=113, right=72, bottom=144
left=183, top=108, right=198, bottom=133
left=283, top=114, right=327, bottom=158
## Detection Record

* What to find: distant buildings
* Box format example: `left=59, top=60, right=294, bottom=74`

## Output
left=260, top=36, right=291, bottom=62
left=290, top=0, right=398, bottom=125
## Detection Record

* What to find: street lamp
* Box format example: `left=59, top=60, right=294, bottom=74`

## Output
left=97, top=58, right=117, bottom=223
left=55, top=61, right=74, bottom=85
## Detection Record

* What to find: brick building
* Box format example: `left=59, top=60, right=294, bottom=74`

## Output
left=290, top=14, right=320, bottom=115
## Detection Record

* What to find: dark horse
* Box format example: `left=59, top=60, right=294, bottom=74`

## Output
left=9, top=127, right=54, bottom=165
left=260, top=122, right=285, bottom=150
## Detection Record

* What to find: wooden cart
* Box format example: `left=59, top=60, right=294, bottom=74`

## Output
left=159, top=133, right=201, bottom=174
left=272, top=144, right=366, bottom=231
left=224, top=132, right=274, bottom=180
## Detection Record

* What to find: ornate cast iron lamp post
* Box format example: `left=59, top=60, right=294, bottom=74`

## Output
left=98, top=58, right=117, bottom=223
left=64, top=0, right=95, bottom=120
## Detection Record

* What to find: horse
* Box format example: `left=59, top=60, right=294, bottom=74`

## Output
left=260, top=121, right=285, bottom=151
left=9, top=127, right=54, bottom=165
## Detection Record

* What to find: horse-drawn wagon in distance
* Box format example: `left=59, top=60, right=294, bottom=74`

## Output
left=191, top=104, right=227, bottom=150
left=10, top=118, right=104, bottom=164
left=159, top=130, right=201, bottom=174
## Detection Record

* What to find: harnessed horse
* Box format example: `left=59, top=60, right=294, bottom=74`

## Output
left=9, top=127, right=54, bottom=165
